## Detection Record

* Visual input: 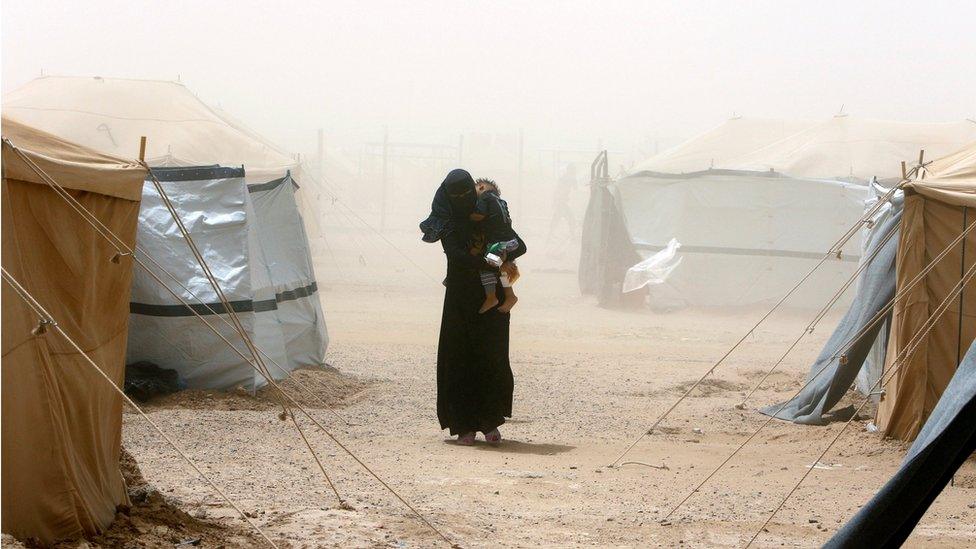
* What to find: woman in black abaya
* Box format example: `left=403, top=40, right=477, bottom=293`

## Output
left=420, top=169, right=526, bottom=445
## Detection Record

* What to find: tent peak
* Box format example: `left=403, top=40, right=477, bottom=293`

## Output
left=3, top=76, right=298, bottom=175
left=27, top=74, right=188, bottom=88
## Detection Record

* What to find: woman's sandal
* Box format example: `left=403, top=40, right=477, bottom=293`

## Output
left=483, top=429, right=502, bottom=444
left=457, top=432, right=476, bottom=446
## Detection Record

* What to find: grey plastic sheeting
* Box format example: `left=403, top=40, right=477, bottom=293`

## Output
left=248, top=175, right=328, bottom=373
left=126, top=169, right=327, bottom=389
left=596, top=170, right=867, bottom=308
left=761, top=196, right=902, bottom=424
left=856, top=184, right=902, bottom=398
left=825, top=340, right=976, bottom=548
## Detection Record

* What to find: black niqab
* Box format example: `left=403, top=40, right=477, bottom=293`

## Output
left=419, top=169, right=476, bottom=243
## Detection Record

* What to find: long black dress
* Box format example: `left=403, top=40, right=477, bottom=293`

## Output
left=437, top=222, right=525, bottom=435
left=421, top=169, right=526, bottom=436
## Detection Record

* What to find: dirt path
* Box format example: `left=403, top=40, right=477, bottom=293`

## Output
left=121, top=228, right=976, bottom=548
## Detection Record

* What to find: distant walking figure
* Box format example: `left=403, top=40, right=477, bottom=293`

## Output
left=548, top=164, right=578, bottom=243
left=419, top=169, right=527, bottom=445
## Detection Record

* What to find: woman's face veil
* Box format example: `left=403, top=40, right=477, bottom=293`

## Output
left=419, top=169, right=476, bottom=243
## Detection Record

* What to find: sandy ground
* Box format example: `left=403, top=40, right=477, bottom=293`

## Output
left=113, top=224, right=976, bottom=549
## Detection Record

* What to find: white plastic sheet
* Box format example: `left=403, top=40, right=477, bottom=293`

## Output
left=623, top=238, right=683, bottom=293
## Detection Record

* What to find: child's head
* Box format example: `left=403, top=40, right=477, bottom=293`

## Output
left=475, top=178, right=500, bottom=196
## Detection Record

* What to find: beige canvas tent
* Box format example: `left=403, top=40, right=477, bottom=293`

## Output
left=630, top=116, right=816, bottom=174
left=877, top=142, right=976, bottom=440
left=3, top=76, right=299, bottom=180
left=732, top=116, right=976, bottom=181
left=1, top=117, right=147, bottom=542
left=2, top=74, right=333, bottom=259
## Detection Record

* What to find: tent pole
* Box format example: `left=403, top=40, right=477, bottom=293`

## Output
left=381, top=126, right=389, bottom=232
left=138, top=135, right=147, bottom=162
left=317, top=128, right=325, bottom=179
left=959, top=207, right=968, bottom=367
left=517, top=128, right=524, bottom=222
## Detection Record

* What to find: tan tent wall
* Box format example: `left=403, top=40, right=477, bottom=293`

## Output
left=877, top=191, right=976, bottom=440
left=1, top=121, right=145, bottom=543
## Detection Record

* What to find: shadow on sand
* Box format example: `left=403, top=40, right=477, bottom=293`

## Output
left=443, top=439, right=575, bottom=455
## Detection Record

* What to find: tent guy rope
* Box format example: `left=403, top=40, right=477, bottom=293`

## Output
left=736, top=219, right=900, bottom=407
left=300, top=166, right=440, bottom=284
left=9, top=137, right=347, bottom=507
left=142, top=163, right=350, bottom=506
left=744, top=257, right=976, bottom=548
left=4, top=135, right=356, bottom=429
left=662, top=215, right=976, bottom=522
left=4, top=138, right=460, bottom=548
left=608, top=171, right=915, bottom=468
left=0, top=267, right=280, bottom=549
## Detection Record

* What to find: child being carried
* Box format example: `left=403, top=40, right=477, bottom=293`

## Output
left=471, top=178, right=521, bottom=314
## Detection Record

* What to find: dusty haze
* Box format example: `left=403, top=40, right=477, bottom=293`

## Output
left=3, top=0, right=975, bottom=163
left=3, top=3, right=976, bottom=548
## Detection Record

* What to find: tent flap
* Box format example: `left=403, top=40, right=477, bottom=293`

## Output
left=2, top=129, right=140, bottom=542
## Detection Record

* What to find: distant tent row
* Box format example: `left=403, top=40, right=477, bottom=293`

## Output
left=581, top=116, right=976, bottom=308
left=4, top=76, right=328, bottom=390
left=1, top=118, right=146, bottom=543
left=768, top=141, right=976, bottom=441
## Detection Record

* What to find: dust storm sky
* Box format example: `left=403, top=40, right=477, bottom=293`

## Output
left=2, top=0, right=975, bottom=161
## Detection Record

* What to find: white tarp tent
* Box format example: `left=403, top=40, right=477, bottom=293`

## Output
left=248, top=173, right=326, bottom=370
left=601, top=170, right=866, bottom=308
left=583, top=116, right=976, bottom=309
left=129, top=166, right=327, bottom=389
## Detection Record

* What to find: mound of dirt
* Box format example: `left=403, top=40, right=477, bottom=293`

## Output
left=9, top=449, right=269, bottom=549
left=663, top=378, right=749, bottom=397
left=139, top=365, right=371, bottom=413
left=1, top=534, right=27, bottom=548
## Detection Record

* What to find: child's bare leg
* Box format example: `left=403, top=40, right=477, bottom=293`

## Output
left=497, top=286, right=518, bottom=313
left=496, top=263, right=518, bottom=313
left=480, top=284, right=499, bottom=314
